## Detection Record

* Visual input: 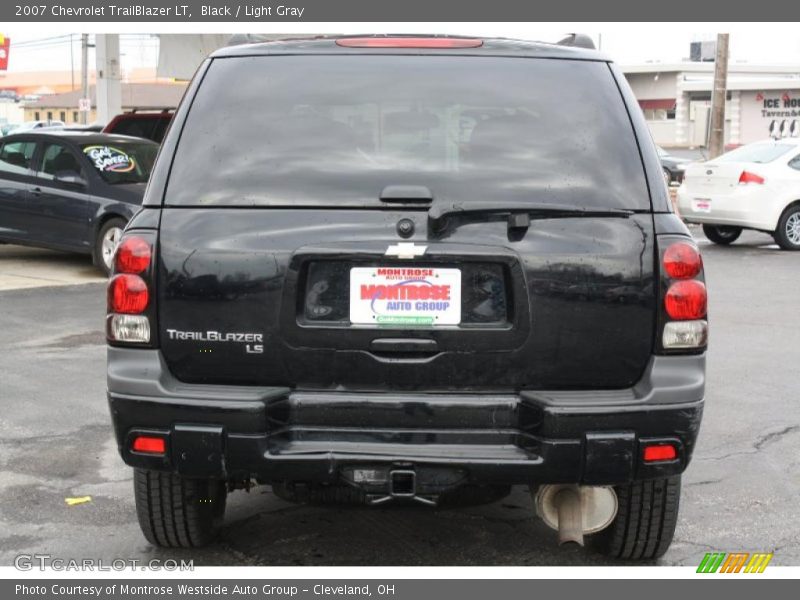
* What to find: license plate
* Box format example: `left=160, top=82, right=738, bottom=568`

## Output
left=693, top=198, right=712, bottom=213
left=349, top=267, right=461, bottom=326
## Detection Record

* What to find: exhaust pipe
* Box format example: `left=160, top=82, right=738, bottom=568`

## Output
left=534, top=484, right=618, bottom=547
left=554, top=487, right=583, bottom=545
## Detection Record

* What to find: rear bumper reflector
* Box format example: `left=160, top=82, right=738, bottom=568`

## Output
left=131, top=435, right=166, bottom=455
left=643, top=443, right=678, bottom=463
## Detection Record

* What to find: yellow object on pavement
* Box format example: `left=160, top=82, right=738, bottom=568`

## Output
left=64, top=496, right=92, bottom=506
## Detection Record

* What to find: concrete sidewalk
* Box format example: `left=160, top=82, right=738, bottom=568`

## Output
left=0, top=244, right=105, bottom=291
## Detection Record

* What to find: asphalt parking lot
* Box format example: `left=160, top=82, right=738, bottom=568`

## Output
left=1, top=227, right=798, bottom=567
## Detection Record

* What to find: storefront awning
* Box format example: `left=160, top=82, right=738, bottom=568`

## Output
left=638, top=99, right=677, bottom=110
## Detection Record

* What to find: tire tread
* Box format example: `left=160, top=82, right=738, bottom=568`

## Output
left=590, top=475, right=681, bottom=560
left=133, top=469, right=226, bottom=548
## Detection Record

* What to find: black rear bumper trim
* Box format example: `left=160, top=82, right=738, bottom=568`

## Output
left=108, top=349, right=704, bottom=486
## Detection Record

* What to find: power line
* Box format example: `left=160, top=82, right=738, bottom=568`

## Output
left=10, top=35, right=75, bottom=48
left=11, top=34, right=157, bottom=50
left=11, top=41, right=157, bottom=55
left=5, top=34, right=160, bottom=75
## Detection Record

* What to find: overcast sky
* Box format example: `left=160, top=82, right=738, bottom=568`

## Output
left=597, top=29, right=800, bottom=65
left=3, top=27, right=800, bottom=74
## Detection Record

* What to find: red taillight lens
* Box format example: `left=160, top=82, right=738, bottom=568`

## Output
left=335, top=37, right=483, bottom=48
left=665, top=280, right=707, bottom=320
left=738, top=170, right=765, bottom=185
left=132, top=435, right=166, bottom=455
left=108, top=274, right=149, bottom=314
left=663, top=242, right=703, bottom=279
left=643, top=444, right=677, bottom=463
left=115, top=236, right=151, bottom=274
left=659, top=236, right=707, bottom=350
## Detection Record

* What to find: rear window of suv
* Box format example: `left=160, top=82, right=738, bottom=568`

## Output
left=166, top=55, right=650, bottom=210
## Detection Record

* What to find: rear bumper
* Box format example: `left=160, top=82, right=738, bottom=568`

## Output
left=676, top=186, right=778, bottom=231
left=108, top=348, right=705, bottom=488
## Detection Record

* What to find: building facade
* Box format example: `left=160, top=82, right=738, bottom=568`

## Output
left=623, top=64, right=800, bottom=148
left=23, top=82, right=187, bottom=125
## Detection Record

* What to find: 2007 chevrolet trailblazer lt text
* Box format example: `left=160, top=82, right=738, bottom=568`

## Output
left=106, top=35, right=708, bottom=560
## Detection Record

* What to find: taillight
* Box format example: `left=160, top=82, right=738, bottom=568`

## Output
left=335, top=37, right=483, bottom=48
left=738, top=170, right=765, bottom=185
left=660, top=238, right=708, bottom=351
left=115, top=236, right=151, bottom=274
left=664, top=280, right=707, bottom=320
left=108, top=274, right=149, bottom=313
left=107, top=232, right=154, bottom=345
left=108, top=314, right=150, bottom=343
left=663, top=242, right=702, bottom=279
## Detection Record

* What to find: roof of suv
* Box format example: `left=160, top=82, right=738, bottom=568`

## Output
left=212, top=35, right=608, bottom=62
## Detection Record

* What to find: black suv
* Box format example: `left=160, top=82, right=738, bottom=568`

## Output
left=106, top=36, right=708, bottom=560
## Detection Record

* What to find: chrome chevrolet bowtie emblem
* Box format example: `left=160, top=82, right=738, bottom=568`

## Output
left=385, top=242, right=427, bottom=259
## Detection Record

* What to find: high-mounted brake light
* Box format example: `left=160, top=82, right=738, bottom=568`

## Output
left=108, top=274, right=149, bottom=314
left=665, top=280, right=707, bottom=320
left=663, top=242, right=702, bottom=280
left=643, top=444, right=678, bottom=463
left=738, top=170, right=765, bottom=185
left=131, top=435, right=166, bottom=455
left=115, top=236, right=152, bottom=274
left=335, top=37, right=483, bottom=49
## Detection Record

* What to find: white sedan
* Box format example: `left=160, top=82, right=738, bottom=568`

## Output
left=677, top=138, right=800, bottom=250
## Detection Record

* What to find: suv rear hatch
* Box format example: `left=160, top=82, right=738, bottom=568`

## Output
left=155, top=51, right=656, bottom=391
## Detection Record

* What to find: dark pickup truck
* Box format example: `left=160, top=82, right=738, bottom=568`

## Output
left=106, top=35, right=708, bottom=560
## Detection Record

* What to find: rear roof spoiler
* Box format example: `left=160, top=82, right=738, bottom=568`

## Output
left=556, top=34, right=596, bottom=50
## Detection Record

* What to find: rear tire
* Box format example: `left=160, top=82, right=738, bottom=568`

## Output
left=773, top=204, right=800, bottom=250
left=134, top=469, right=227, bottom=548
left=702, top=224, right=742, bottom=245
left=589, top=476, right=681, bottom=560
left=93, top=217, right=127, bottom=276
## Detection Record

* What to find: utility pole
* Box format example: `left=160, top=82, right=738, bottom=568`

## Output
left=70, top=34, right=74, bottom=91
left=80, top=34, right=89, bottom=124
left=708, top=33, right=730, bottom=158
left=95, top=34, right=121, bottom=126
